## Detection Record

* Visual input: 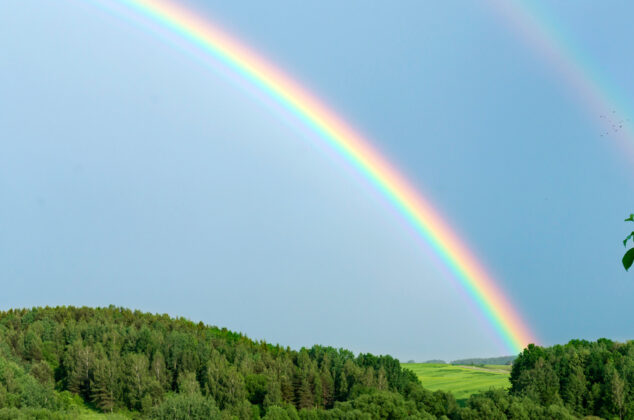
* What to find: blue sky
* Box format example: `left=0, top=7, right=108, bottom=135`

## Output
left=1, top=0, right=633, bottom=361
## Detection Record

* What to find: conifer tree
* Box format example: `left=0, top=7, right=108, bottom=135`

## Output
left=92, top=358, right=117, bottom=412
left=297, top=377, right=314, bottom=409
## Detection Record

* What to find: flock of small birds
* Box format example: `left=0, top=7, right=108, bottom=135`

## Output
left=600, top=110, right=630, bottom=137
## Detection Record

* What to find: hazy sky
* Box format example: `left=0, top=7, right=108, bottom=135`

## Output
left=2, top=0, right=634, bottom=361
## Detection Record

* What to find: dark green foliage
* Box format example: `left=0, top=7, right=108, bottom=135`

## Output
left=623, top=215, right=634, bottom=270
left=91, top=358, right=118, bottom=412
left=458, top=389, right=577, bottom=420
left=510, top=339, right=634, bottom=418
left=3, top=306, right=634, bottom=419
left=335, top=390, right=436, bottom=419
left=623, top=249, right=634, bottom=271
left=0, top=306, right=456, bottom=418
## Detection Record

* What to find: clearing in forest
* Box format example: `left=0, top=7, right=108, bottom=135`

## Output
left=401, top=363, right=511, bottom=404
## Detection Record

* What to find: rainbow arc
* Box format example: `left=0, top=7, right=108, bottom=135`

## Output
left=92, top=0, right=536, bottom=353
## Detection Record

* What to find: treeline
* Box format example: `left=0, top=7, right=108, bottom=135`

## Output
left=0, top=306, right=459, bottom=419
left=509, top=339, right=634, bottom=419
left=451, top=356, right=515, bottom=366
left=417, top=356, right=515, bottom=366
left=0, top=306, right=632, bottom=419
left=458, top=339, right=634, bottom=419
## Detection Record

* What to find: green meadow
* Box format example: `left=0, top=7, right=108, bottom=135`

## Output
left=401, top=363, right=511, bottom=403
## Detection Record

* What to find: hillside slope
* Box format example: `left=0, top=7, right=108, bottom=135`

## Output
left=0, top=306, right=456, bottom=419
left=401, top=363, right=510, bottom=403
left=1, top=306, right=624, bottom=419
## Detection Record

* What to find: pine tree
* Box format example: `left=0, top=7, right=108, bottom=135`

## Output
left=298, top=377, right=314, bottom=409
left=609, top=368, right=626, bottom=420
left=337, top=372, right=349, bottom=401
left=92, top=359, right=117, bottom=412
left=320, top=368, right=334, bottom=409
left=123, top=353, right=150, bottom=410
left=151, top=351, right=168, bottom=390
left=66, top=342, right=95, bottom=399
left=377, top=367, right=388, bottom=391
left=263, top=378, right=282, bottom=409
left=312, top=374, right=323, bottom=408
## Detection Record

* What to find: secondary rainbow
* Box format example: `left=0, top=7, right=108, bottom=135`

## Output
left=91, top=0, right=536, bottom=353
left=487, top=0, right=634, bottom=157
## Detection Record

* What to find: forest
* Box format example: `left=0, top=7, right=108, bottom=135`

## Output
left=0, top=306, right=631, bottom=419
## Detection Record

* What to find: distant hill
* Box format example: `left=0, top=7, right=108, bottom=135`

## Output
left=451, top=355, right=516, bottom=365
left=421, top=359, right=447, bottom=364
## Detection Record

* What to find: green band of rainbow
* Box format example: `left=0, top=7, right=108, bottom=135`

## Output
left=94, top=0, right=536, bottom=353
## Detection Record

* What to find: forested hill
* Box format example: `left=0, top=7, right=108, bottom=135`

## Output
left=0, top=306, right=632, bottom=419
left=0, top=306, right=457, bottom=419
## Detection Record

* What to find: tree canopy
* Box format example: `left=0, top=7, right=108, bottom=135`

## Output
left=0, top=306, right=631, bottom=419
left=0, top=306, right=455, bottom=419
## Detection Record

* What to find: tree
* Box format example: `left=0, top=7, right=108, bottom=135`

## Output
left=122, top=353, right=150, bottom=410
left=64, top=341, right=95, bottom=399
left=29, top=361, right=53, bottom=386
left=297, top=377, right=314, bottom=409
left=177, top=371, right=200, bottom=395
left=608, top=367, right=626, bottom=420
left=91, top=358, right=118, bottom=412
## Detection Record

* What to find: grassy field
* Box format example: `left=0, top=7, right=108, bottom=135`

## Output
left=401, top=363, right=511, bottom=404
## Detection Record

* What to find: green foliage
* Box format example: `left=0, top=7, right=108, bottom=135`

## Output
left=623, top=214, right=634, bottom=270
left=263, top=405, right=299, bottom=420
left=0, top=306, right=454, bottom=419
left=335, top=390, right=436, bottom=419
left=3, top=306, right=634, bottom=419
left=148, top=393, right=220, bottom=420
left=510, top=339, right=634, bottom=418
left=458, top=389, right=577, bottom=420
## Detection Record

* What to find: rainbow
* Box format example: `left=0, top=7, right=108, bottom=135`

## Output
left=89, top=0, right=536, bottom=353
